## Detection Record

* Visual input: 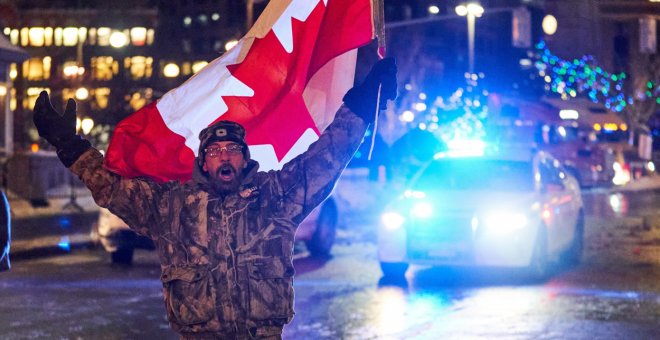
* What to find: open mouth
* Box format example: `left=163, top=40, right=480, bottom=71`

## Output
left=217, top=164, right=236, bottom=181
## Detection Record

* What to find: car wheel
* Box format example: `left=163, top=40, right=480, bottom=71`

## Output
left=527, top=225, right=549, bottom=281
left=380, top=261, right=409, bottom=279
left=561, top=211, right=584, bottom=267
left=111, top=245, right=134, bottom=265
left=306, top=198, right=338, bottom=257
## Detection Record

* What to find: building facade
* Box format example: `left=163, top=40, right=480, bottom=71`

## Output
left=0, top=0, right=252, bottom=152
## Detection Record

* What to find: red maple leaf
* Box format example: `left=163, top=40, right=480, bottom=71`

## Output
left=219, top=2, right=326, bottom=161
left=218, top=0, right=373, bottom=161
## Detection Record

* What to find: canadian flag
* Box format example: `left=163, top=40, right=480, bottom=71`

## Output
left=104, top=0, right=377, bottom=182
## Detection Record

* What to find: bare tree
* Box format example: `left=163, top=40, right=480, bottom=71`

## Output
left=621, top=53, right=660, bottom=144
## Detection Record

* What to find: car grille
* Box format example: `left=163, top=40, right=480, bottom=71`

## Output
left=406, top=214, right=474, bottom=261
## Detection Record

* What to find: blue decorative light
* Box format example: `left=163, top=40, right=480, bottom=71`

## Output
left=530, top=40, right=659, bottom=113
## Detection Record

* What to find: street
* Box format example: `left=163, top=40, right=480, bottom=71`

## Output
left=2, top=0, right=659, bottom=339
left=1, top=188, right=660, bottom=339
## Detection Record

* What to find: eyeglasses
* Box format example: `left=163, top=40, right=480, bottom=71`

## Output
left=205, top=144, right=243, bottom=157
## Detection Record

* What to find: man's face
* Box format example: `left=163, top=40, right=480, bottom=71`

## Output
left=202, top=141, right=246, bottom=193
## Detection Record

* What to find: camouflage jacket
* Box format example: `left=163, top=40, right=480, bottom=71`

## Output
left=70, top=106, right=367, bottom=338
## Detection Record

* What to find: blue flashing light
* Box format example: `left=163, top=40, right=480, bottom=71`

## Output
left=58, top=236, right=71, bottom=252
left=437, top=139, right=486, bottom=158
left=58, top=217, right=72, bottom=228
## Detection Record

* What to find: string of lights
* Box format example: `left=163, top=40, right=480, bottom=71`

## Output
left=397, top=72, right=489, bottom=143
left=533, top=40, right=660, bottom=112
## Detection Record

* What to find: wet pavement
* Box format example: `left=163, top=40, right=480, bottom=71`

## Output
left=583, top=187, right=660, bottom=219
left=1, top=188, right=660, bottom=339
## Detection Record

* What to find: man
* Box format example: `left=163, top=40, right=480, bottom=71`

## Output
left=0, top=190, right=10, bottom=271
left=33, top=58, right=397, bottom=339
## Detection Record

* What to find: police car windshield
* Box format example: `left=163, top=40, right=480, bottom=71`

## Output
left=414, top=159, right=534, bottom=192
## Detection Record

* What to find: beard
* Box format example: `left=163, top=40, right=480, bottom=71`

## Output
left=210, top=163, right=243, bottom=195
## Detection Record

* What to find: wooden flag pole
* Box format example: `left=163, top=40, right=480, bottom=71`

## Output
left=368, top=0, right=386, bottom=161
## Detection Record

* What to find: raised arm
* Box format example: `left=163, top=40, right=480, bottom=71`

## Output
left=32, top=91, right=165, bottom=238
left=276, top=58, right=398, bottom=224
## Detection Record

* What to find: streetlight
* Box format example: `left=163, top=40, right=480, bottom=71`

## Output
left=456, top=2, right=484, bottom=74
left=542, top=15, right=558, bottom=36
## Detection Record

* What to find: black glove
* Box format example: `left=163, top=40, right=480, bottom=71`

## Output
left=343, top=57, right=398, bottom=122
left=33, top=91, right=91, bottom=167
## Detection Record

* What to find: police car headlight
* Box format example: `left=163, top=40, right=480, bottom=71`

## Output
left=411, top=202, right=433, bottom=219
left=381, top=212, right=405, bottom=231
left=483, top=212, right=528, bottom=234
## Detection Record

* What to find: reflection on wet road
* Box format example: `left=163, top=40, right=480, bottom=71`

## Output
left=286, top=188, right=660, bottom=339
left=583, top=188, right=660, bottom=218
left=2, top=188, right=659, bottom=339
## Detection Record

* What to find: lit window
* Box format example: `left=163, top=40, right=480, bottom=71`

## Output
left=109, top=31, right=128, bottom=48
left=181, top=62, right=191, bottom=76
left=44, top=27, right=53, bottom=46
left=62, top=88, right=77, bottom=102
left=78, top=27, right=87, bottom=45
left=212, top=13, right=220, bottom=21
left=10, top=88, right=16, bottom=111
left=183, top=17, right=192, bottom=26
left=128, top=88, right=153, bottom=111
left=192, top=61, right=208, bottom=74
left=182, top=39, right=191, bottom=53
left=125, top=56, right=153, bottom=80
left=145, top=58, right=153, bottom=78
left=163, top=63, right=180, bottom=78
left=130, top=27, right=147, bottom=46
left=62, top=27, right=78, bottom=46
left=62, top=61, right=83, bottom=78
left=23, top=58, right=49, bottom=81
left=147, top=29, right=155, bottom=45
left=54, top=27, right=63, bottom=46
left=28, top=27, right=45, bottom=46
left=129, top=91, right=146, bottom=111
left=3, top=27, right=9, bottom=35
left=10, top=29, right=18, bottom=45
left=88, top=28, right=96, bottom=45
left=9, top=64, right=17, bottom=80
left=20, top=28, right=28, bottom=46
left=24, top=87, right=49, bottom=109
left=225, top=40, right=238, bottom=51
left=198, top=14, right=208, bottom=25
left=94, top=87, right=111, bottom=109
left=91, top=56, right=117, bottom=80
left=43, top=56, right=51, bottom=80
left=97, top=27, right=111, bottom=46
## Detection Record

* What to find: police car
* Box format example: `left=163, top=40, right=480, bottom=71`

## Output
left=378, top=141, right=584, bottom=280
